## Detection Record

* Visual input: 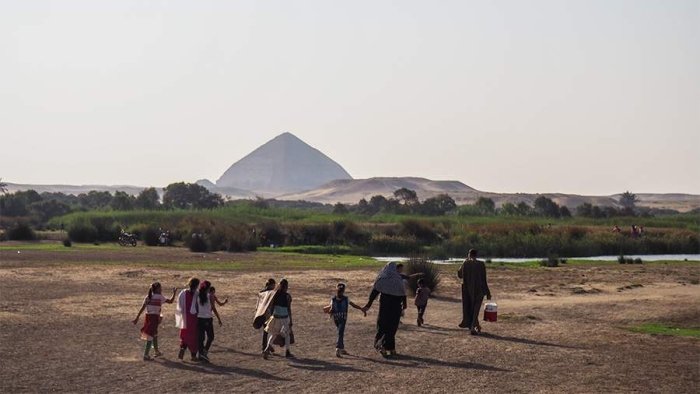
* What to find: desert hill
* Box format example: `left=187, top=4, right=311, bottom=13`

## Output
left=278, top=177, right=700, bottom=212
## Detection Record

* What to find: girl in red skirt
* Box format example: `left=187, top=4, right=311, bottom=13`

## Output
left=133, top=282, right=177, bottom=361
left=175, top=278, right=200, bottom=361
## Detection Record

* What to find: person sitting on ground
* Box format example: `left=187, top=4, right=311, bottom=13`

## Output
left=414, top=278, right=431, bottom=327
left=325, top=283, right=366, bottom=357
left=457, top=249, right=492, bottom=335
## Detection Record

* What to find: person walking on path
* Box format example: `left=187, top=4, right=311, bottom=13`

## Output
left=254, top=278, right=276, bottom=354
left=132, top=282, right=177, bottom=361
left=458, top=249, right=492, bottom=335
left=263, top=279, right=294, bottom=359
left=362, top=262, right=407, bottom=358
left=326, top=282, right=366, bottom=357
left=175, top=277, right=200, bottom=361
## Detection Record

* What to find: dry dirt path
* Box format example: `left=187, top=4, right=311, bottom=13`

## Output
left=0, top=254, right=698, bottom=393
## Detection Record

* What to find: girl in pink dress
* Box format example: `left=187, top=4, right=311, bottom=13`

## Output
left=175, top=278, right=200, bottom=361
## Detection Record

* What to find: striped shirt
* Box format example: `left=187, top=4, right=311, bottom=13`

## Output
left=144, top=294, right=166, bottom=315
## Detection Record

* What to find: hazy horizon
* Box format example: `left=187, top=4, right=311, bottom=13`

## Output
left=1, top=1, right=698, bottom=195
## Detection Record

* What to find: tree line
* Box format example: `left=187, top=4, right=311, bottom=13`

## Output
left=0, top=182, right=224, bottom=226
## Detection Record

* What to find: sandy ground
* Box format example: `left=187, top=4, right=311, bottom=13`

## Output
left=0, top=247, right=699, bottom=393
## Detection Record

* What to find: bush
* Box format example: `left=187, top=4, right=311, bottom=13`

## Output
left=404, top=257, right=441, bottom=295
left=618, top=255, right=636, bottom=264
left=63, top=239, right=72, bottom=247
left=7, top=222, right=36, bottom=241
left=540, top=254, right=561, bottom=267
left=367, top=235, right=421, bottom=255
left=400, top=220, right=440, bottom=243
left=68, top=221, right=98, bottom=243
left=188, top=234, right=208, bottom=252
left=141, top=227, right=160, bottom=246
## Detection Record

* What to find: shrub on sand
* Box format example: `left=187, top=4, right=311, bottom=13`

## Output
left=404, top=257, right=441, bottom=296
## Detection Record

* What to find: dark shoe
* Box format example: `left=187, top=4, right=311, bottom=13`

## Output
left=178, top=348, right=185, bottom=360
left=199, top=353, right=210, bottom=362
left=285, top=350, right=294, bottom=359
left=458, top=322, right=468, bottom=328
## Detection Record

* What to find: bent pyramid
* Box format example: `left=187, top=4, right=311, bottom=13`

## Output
left=216, top=132, right=353, bottom=195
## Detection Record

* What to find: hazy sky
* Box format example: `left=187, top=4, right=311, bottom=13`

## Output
left=1, top=0, right=698, bottom=195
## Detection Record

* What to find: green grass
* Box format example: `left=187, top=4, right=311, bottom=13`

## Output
left=628, top=323, right=700, bottom=339
left=49, top=206, right=700, bottom=230
left=0, top=242, right=123, bottom=252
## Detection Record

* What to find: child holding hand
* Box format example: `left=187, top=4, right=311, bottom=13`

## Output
left=326, top=283, right=366, bottom=357
left=133, top=282, right=177, bottom=360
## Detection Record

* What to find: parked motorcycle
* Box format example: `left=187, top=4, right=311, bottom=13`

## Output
left=118, top=230, right=137, bottom=247
left=158, top=230, right=171, bottom=246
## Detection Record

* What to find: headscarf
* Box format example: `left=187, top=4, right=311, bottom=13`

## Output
left=373, top=262, right=406, bottom=296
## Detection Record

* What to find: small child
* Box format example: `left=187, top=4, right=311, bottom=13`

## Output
left=209, top=286, right=229, bottom=306
left=326, top=283, right=366, bottom=357
left=132, top=282, right=177, bottom=360
left=414, top=278, right=430, bottom=326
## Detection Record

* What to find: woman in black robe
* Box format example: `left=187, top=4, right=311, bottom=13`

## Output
left=362, top=262, right=407, bottom=358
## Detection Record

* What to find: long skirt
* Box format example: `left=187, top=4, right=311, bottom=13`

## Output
left=141, top=314, right=160, bottom=341
left=461, top=285, right=484, bottom=330
left=375, top=293, right=403, bottom=351
left=179, top=292, right=199, bottom=352
left=180, top=312, right=199, bottom=352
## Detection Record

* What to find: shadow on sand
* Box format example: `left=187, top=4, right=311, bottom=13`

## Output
left=287, top=357, right=368, bottom=373
left=159, top=358, right=289, bottom=381
left=354, top=354, right=510, bottom=372
left=478, top=332, right=578, bottom=349
left=431, top=295, right=462, bottom=303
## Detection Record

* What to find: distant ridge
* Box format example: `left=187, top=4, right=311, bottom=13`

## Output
left=216, top=132, right=352, bottom=195
left=278, top=177, right=478, bottom=203
left=278, top=177, right=700, bottom=212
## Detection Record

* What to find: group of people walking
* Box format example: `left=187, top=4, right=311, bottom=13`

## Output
left=132, top=249, right=492, bottom=361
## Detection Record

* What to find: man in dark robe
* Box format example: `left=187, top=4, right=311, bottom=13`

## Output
left=458, top=249, right=491, bottom=334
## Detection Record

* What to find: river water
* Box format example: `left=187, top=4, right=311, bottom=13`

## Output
left=374, top=254, right=700, bottom=264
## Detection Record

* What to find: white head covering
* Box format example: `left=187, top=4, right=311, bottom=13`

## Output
left=373, top=262, right=406, bottom=296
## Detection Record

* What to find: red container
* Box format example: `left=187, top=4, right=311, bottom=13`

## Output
left=483, top=302, right=498, bottom=322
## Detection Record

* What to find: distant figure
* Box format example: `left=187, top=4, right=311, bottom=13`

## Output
left=254, top=278, right=276, bottom=354
left=209, top=286, right=228, bottom=307
left=458, top=249, right=492, bottom=335
left=325, top=283, right=366, bottom=357
left=362, top=262, right=407, bottom=358
left=631, top=225, right=639, bottom=237
left=414, top=278, right=431, bottom=326
left=175, top=277, right=200, bottom=361
left=263, top=279, right=294, bottom=359
left=639, top=226, right=645, bottom=237
left=396, top=263, right=423, bottom=322
left=612, top=225, right=621, bottom=233
left=190, top=280, right=220, bottom=362
left=132, top=282, right=177, bottom=361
